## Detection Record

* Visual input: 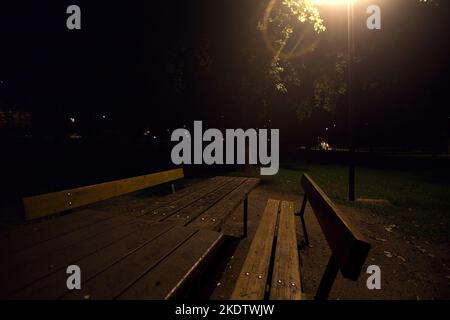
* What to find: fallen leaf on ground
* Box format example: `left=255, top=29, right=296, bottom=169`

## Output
left=397, top=256, right=407, bottom=262
left=384, top=224, right=397, bottom=232
left=417, top=246, right=427, bottom=253
left=384, top=251, right=394, bottom=258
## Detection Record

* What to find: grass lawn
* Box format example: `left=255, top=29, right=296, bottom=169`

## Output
left=229, top=161, right=450, bottom=243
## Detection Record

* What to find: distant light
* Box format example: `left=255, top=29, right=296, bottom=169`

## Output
left=69, top=132, right=82, bottom=139
left=312, top=0, right=356, bottom=5
left=70, top=117, right=75, bottom=123
left=333, top=124, right=337, bottom=128
left=325, top=127, right=329, bottom=131
left=102, top=115, right=106, bottom=119
left=144, top=129, right=150, bottom=136
left=153, top=136, right=157, bottom=139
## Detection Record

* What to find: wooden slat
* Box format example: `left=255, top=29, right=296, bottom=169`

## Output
left=0, top=219, right=151, bottom=298
left=231, top=199, right=279, bottom=300
left=10, top=222, right=175, bottom=300
left=164, top=177, right=247, bottom=225
left=139, top=177, right=236, bottom=222
left=0, top=209, right=115, bottom=256
left=22, top=168, right=184, bottom=220
left=128, top=176, right=227, bottom=218
left=63, top=226, right=198, bottom=300
left=88, top=177, right=225, bottom=217
left=270, top=201, right=303, bottom=300
left=301, top=174, right=370, bottom=280
left=188, top=178, right=260, bottom=231
left=2, top=215, right=132, bottom=274
left=118, top=229, right=224, bottom=300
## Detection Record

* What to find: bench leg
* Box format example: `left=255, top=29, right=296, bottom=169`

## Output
left=299, top=195, right=309, bottom=248
left=315, top=255, right=339, bottom=301
left=171, top=183, right=176, bottom=194
left=242, top=195, right=248, bottom=239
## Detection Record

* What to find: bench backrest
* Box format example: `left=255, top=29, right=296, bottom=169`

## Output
left=301, top=173, right=370, bottom=281
left=22, top=168, right=184, bottom=221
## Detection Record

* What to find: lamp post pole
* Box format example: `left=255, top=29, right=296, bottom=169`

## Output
left=347, top=1, right=356, bottom=201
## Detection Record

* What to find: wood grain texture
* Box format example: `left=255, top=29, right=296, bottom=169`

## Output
left=269, top=201, right=303, bottom=300
left=0, top=219, right=148, bottom=298
left=23, top=168, right=184, bottom=220
left=140, top=176, right=236, bottom=222
left=10, top=222, right=174, bottom=300
left=165, top=177, right=246, bottom=225
left=62, top=226, right=197, bottom=300
left=301, top=173, right=370, bottom=280
left=0, top=209, right=114, bottom=255
left=188, top=178, right=260, bottom=231
left=230, top=199, right=279, bottom=300
left=118, top=229, right=224, bottom=300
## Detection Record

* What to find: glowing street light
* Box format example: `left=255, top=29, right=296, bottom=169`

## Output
left=312, top=0, right=357, bottom=201
left=312, top=0, right=356, bottom=5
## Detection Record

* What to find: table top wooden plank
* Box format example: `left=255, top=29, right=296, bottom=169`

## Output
left=231, top=199, right=280, bottom=300
left=0, top=209, right=115, bottom=256
left=10, top=221, right=175, bottom=300
left=188, top=178, right=260, bottom=231
left=0, top=219, right=151, bottom=298
left=62, top=226, right=198, bottom=300
left=139, top=176, right=236, bottom=222
left=270, top=201, right=303, bottom=300
left=126, top=176, right=225, bottom=217
left=164, top=177, right=247, bottom=226
left=89, top=177, right=227, bottom=216
left=118, top=229, right=225, bottom=300
left=1, top=175, right=259, bottom=300
left=2, top=215, right=132, bottom=275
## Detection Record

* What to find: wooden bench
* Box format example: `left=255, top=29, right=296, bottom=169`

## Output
left=2, top=175, right=258, bottom=299
left=231, top=173, right=370, bottom=300
left=22, top=168, right=184, bottom=221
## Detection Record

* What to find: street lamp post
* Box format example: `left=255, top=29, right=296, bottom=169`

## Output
left=312, top=0, right=356, bottom=201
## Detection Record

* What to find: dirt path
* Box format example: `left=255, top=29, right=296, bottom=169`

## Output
left=211, top=185, right=450, bottom=300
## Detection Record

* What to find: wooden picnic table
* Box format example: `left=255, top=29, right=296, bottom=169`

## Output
left=0, top=176, right=259, bottom=300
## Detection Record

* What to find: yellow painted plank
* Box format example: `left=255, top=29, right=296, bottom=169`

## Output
left=23, top=168, right=184, bottom=221
left=231, top=199, right=279, bottom=300
left=270, top=201, right=303, bottom=300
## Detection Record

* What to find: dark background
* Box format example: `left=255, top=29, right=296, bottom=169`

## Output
left=0, top=0, right=449, bottom=206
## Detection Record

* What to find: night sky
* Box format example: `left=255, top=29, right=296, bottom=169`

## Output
left=1, top=0, right=449, bottom=149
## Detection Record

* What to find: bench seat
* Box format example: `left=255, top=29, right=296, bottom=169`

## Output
left=231, top=199, right=302, bottom=300
left=232, top=173, right=371, bottom=300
